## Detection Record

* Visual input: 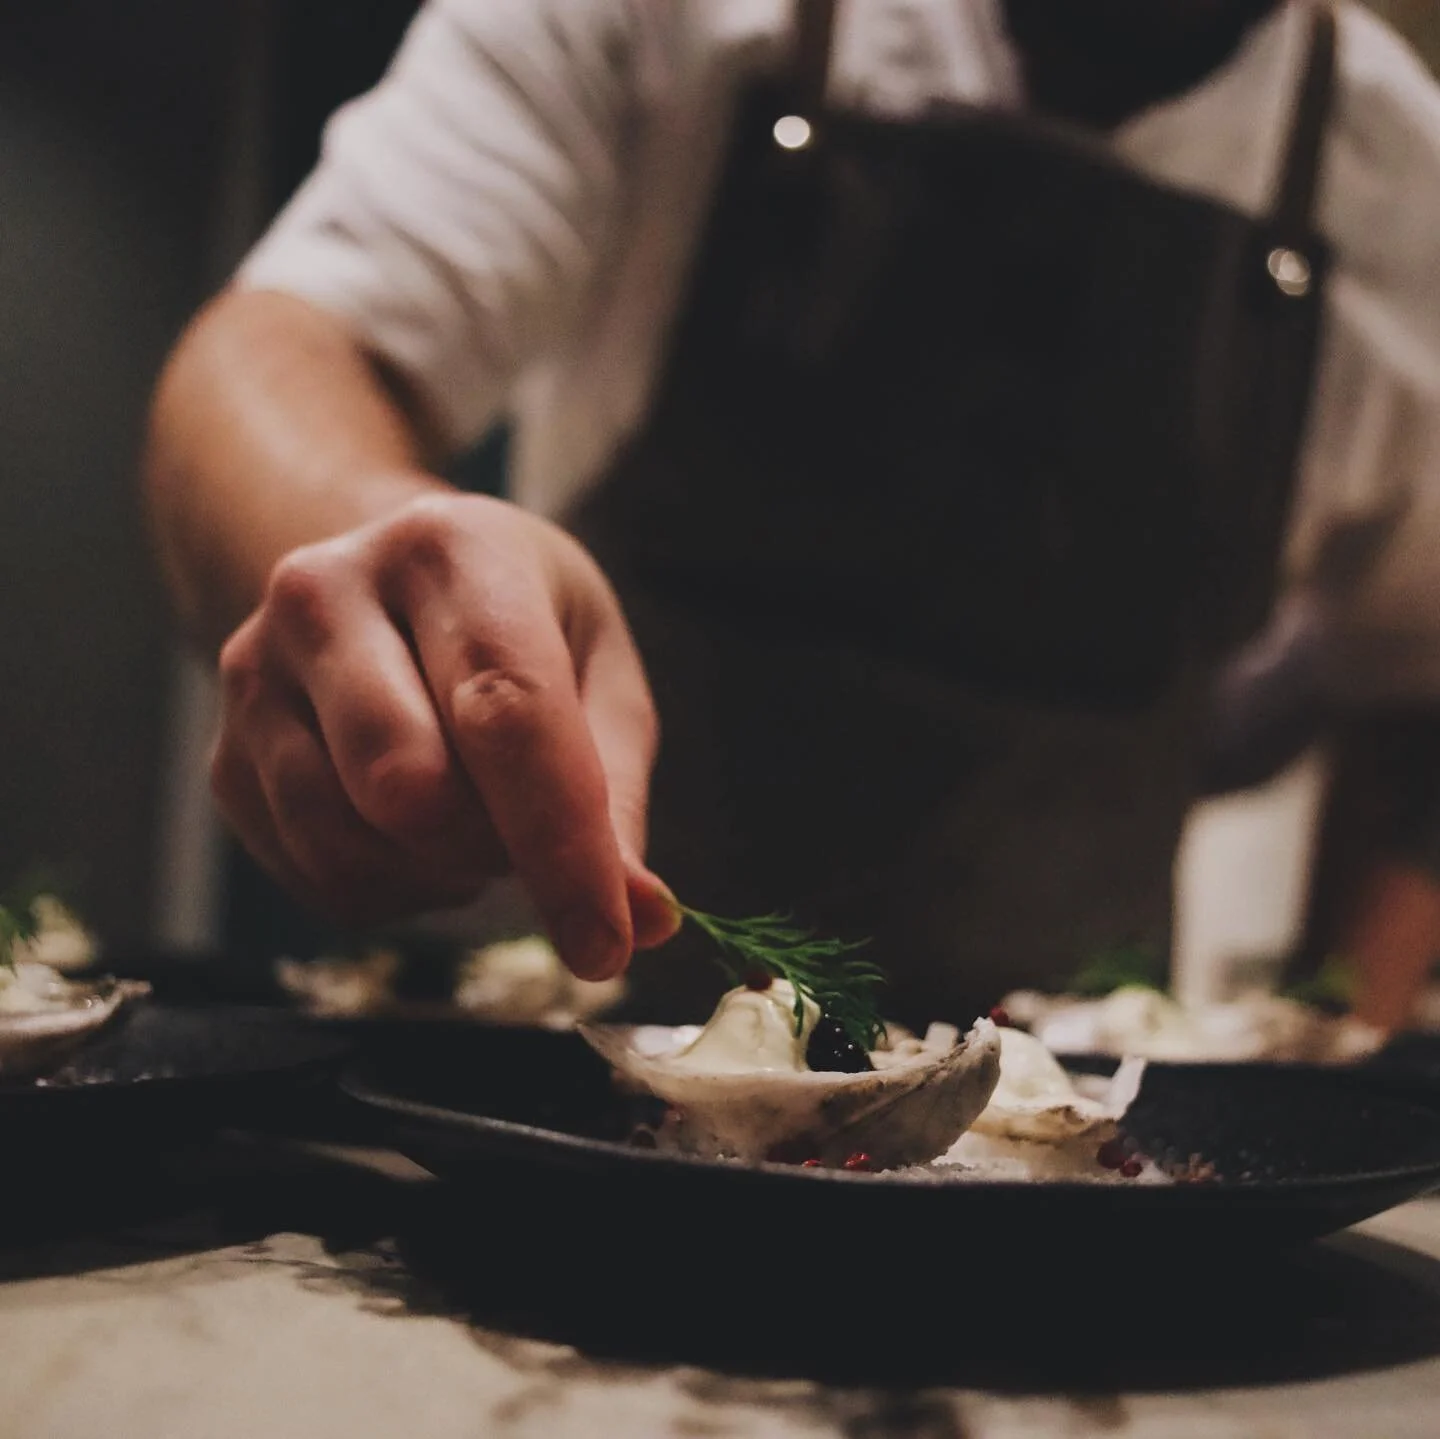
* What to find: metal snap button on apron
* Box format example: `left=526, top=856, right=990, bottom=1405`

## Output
left=772, top=114, right=814, bottom=150
left=1268, top=246, right=1313, bottom=298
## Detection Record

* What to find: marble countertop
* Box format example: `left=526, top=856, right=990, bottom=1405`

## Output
left=3, top=1133, right=1440, bottom=1439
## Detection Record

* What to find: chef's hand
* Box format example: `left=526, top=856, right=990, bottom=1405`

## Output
left=210, top=489, right=679, bottom=979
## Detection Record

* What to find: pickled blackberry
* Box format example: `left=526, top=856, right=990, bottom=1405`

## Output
left=805, top=1015, right=874, bottom=1073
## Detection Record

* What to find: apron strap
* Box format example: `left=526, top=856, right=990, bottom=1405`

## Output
left=789, top=5, right=1339, bottom=216
left=792, top=0, right=839, bottom=115
left=1271, top=3, right=1339, bottom=248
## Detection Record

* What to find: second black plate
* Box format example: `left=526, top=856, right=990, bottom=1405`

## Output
left=0, top=1002, right=353, bottom=1161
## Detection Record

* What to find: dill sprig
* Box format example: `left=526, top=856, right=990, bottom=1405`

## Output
left=679, top=906, right=887, bottom=1051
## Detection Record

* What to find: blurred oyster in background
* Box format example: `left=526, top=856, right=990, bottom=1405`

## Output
left=1003, top=984, right=1384, bottom=1063
left=15, top=894, right=98, bottom=973
left=275, top=935, right=624, bottom=1029
left=453, top=936, right=624, bottom=1028
left=0, top=888, right=146, bottom=1079
left=0, top=964, right=147, bottom=1078
left=275, top=950, right=401, bottom=1018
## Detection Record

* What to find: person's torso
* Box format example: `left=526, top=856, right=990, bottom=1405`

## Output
left=509, top=0, right=1312, bottom=524
left=563, top=0, right=1334, bottom=1019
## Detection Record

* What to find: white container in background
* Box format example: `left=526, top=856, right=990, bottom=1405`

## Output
left=1171, top=746, right=1331, bottom=1007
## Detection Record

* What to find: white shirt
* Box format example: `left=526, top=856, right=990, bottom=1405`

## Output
left=240, top=0, right=1440, bottom=701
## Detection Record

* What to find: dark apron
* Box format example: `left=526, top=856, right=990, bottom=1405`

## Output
left=571, top=1, right=1337, bottom=1026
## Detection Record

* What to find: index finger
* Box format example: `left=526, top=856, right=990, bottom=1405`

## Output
left=575, top=595, right=682, bottom=952
left=401, top=562, right=633, bottom=980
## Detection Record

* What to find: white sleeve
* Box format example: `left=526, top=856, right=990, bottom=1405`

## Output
left=238, top=0, right=643, bottom=450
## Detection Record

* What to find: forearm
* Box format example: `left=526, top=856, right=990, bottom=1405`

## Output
left=144, top=287, right=448, bottom=650
left=1340, top=713, right=1440, bottom=1032
left=1345, top=860, right=1440, bottom=1033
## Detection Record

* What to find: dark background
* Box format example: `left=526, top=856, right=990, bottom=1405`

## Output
left=0, top=0, right=240, bottom=943
left=0, top=0, right=487, bottom=956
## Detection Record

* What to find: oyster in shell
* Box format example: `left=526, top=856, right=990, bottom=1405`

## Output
left=0, top=962, right=148, bottom=1079
left=580, top=981, right=1001, bottom=1168
left=937, top=1026, right=1150, bottom=1180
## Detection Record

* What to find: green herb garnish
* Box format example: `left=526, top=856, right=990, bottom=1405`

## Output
left=1281, top=953, right=1356, bottom=1011
left=1069, top=936, right=1354, bottom=1014
left=1070, top=940, right=1167, bottom=998
left=678, top=905, right=887, bottom=1051
left=0, top=902, right=37, bottom=971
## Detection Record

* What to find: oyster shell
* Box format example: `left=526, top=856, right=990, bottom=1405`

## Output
left=0, top=963, right=148, bottom=1079
left=937, top=1026, right=1150, bottom=1180
left=580, top=985, right=1001, bottom=1168
left=968, top=1026, right=1144, bottom=1144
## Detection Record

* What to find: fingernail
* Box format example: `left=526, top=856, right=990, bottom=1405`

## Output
left=553, top=911, right=629, bottom=981
left=646, top=875, right=681, bottom=919
left=621, top=849, right=673, bottom=900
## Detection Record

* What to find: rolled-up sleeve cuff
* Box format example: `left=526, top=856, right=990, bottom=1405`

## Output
left=237, top=200, right=507, bottom=454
